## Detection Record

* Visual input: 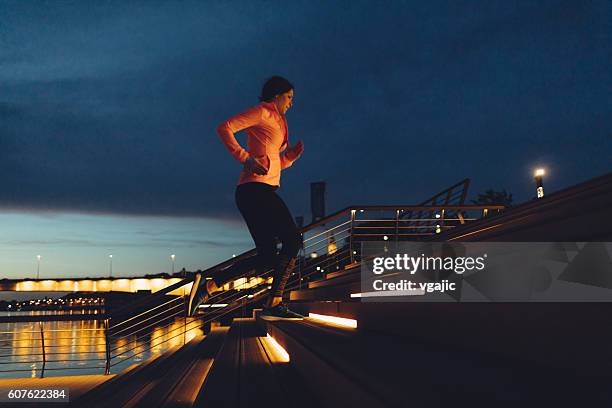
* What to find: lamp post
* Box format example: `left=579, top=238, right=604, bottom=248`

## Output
left=171, top=254, right=175, bottom=275
left=36, top=255, right=41, bottom=280
left=534, top=168, right=546, bottom=199
left=109, top=255, right=113, bottom=277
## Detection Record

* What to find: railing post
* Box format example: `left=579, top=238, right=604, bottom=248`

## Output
left=39, top=322, right=45, bottom=378
left=183, top=287, right=187, bottom=345
left=298, top=233, right=303, bottom=290
left=104, top=318, right=111, bottom=375
left=435, top=208, right=446, bottom=234
left=395, top=210, right=400, bottom=248
left=349, top=209, right=356, bottom=264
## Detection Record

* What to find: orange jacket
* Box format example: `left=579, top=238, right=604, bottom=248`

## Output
left=217, top=102, right=297, bottom=186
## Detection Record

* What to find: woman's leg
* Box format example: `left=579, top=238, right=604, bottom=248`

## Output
left=188, top=183, right=277, bottom=316
left=262, top=192, right=301, bottom=307
left=206, top=183, right=278, bottom=289
left=196, top=182, right=301, bottom=316
left=233, top=182, right=302, bottom=309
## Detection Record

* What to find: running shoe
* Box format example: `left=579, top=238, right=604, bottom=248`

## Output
left=187, top=273, right=209, bottom=317
left=261, top=303, right=303, bottom=319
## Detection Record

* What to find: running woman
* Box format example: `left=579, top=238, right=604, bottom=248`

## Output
left=188, top=76, right=304, bottom=318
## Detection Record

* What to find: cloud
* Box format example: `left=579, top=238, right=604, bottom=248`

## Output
left=0, top=0, right=610, bottom=221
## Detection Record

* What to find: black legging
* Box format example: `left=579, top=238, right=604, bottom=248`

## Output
left=211, top=182, right=301, bottom=293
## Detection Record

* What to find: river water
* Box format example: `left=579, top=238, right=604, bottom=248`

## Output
left=0, top=311, right=204, bottom=378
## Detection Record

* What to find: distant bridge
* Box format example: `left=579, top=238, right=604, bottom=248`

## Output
left=0, top=275, right=266, bottom=295
left=0, top=277, right=192, bottom=296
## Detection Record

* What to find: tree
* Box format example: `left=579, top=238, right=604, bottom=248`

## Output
left=471, top=189, right=513, bottom=207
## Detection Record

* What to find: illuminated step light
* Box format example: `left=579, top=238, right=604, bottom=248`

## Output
left=308, top=313, right=357, bottom=329
left=265, top=334, right=290, bottom=362
left=199, top=303, right=229, bottom=308
left=351, top=289, right=425, bottom=298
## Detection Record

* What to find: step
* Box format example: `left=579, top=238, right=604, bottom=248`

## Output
left=287, top=301, right=612, bottom=374
left=72, top=328, right=228, bottom=408
left=258, top=316, right=612, bottom=407
left=149, top=327, right=229, bottom=408
left=289, top=280, right=361, bottom=301
left=324, top=262, right=360, bottom=280
left=308, top=268, right=360, bottom=289
left=193, top=318, right=319, bottom=408
left=72, top=342, right=188, bottom=408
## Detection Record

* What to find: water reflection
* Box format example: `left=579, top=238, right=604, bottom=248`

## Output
left=0, top=312, right=204, bottom=378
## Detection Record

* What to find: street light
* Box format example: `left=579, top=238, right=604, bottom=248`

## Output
left=534, top=168, right=546, bottom=199
left=109, top=254, right=113, bottom=277
left=36, top=255, right=41, bottom=280
left=171, top=254, right=176, bottom=274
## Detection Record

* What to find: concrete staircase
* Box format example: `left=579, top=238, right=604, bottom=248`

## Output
left=73, top=171, right=612, bottom=407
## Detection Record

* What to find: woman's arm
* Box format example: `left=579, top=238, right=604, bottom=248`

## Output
left=281, top=140, right=304, bottom=169
left=216, top=106, right=263, bottom=164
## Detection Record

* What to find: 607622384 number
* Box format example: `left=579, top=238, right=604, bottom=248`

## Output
left=3, top=388, right=69, bottom=402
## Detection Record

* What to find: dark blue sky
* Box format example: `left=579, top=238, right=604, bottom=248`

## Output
left=0, top=1, right=610, bottom=228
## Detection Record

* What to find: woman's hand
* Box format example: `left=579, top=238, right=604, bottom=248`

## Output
left=284, top=140, right=304, bottom=161
left=244, top=155, right=269, bottom=175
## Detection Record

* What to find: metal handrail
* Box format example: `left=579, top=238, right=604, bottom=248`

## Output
left=0, top=324, right=105, bottom=334
left=0, top=350, right=105, bottom=358
left=109, top=319, right=198, bottom=363
left=109, top=309, right=188, bottom=354
left=303, top=220, right=352, bottom=242
left=110, top=296, right=183, bottom=331
left=303, top=228, right=350, bottom=251
left=34, top=327, right=103, bottom=333
left=109, top=299, right=184, bottom=337
left=25, top=335, right=103, bottom=342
